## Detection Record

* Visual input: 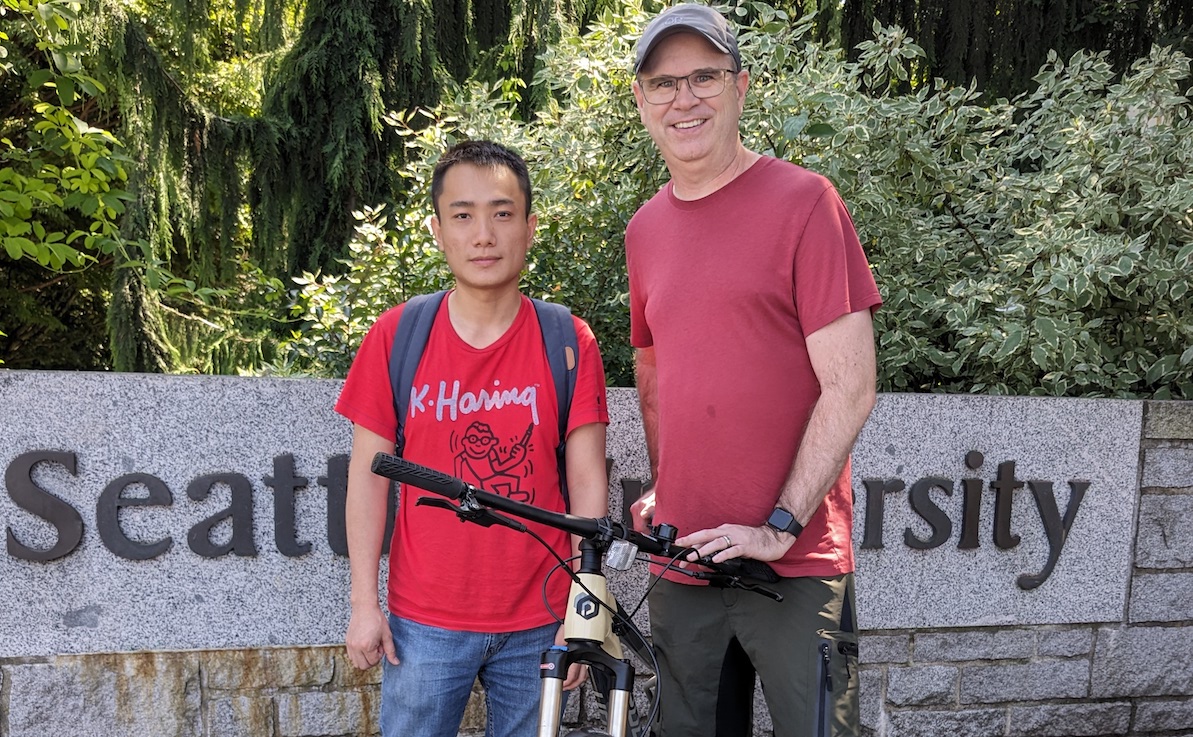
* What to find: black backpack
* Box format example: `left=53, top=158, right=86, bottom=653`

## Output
left=388, top=290, right=579, bottom=508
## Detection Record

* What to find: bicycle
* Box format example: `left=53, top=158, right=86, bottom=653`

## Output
left=370, top=452, right=783, bottom=737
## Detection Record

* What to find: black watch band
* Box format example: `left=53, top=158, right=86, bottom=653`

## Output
left=766, top=506, right=804, bottom=537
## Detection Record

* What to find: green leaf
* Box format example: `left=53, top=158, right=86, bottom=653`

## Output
left=1031, top=344, right=1049, bottom=368
left=56, top=76, right=75, bottom=107
left=782, top=113, right=808, bottom=139
left=1175, top=243, right=1193, bottom=266
left=28, top=69, right=54, bottom=89
left=992, top=327, right=1024, bottom=361
left=1033, top=316, right=1061, bottom=347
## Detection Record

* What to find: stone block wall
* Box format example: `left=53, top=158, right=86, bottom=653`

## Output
left=0, top=646, right=578, bottom=736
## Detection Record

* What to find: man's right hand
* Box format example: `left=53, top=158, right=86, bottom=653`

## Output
left=630, top=489, right=656, bottom=533
left=345, top=604, right=398, bottom=669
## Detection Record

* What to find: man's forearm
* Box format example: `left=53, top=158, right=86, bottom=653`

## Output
left=777, top=310, right=878, bottom=525
left=346, top=427, right=393, bottom=609
left=776, top=386, right=875, bottom=524
left=346, top=483, right=388, bottom=608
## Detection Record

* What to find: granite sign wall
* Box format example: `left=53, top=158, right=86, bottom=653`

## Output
left=0, top=371, right=1141, bottom=657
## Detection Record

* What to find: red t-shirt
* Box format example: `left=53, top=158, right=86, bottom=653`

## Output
left=336, top=293, right=609, bottom=630
left=626, top=157, right=881, bottom=579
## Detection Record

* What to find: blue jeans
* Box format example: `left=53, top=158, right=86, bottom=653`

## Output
left=380, top=614, right=558, bottom=737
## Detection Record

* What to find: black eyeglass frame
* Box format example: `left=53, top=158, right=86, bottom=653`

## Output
left=636, top=68, right=740, bottom=105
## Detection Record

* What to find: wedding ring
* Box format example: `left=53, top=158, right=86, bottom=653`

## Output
left=722, top=534, right=733, bottom=549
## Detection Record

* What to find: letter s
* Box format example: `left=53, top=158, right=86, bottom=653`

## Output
left=5, top=450, right=84, bottom=561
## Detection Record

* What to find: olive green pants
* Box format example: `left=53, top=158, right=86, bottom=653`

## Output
left=648, top=574, right=860, bottom=737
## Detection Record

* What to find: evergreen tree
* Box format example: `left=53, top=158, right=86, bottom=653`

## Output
left=253, top=0, right=443, bottom=274
left=4, top=0, right=522, bottom=370
left=838, top=0, right=1193, bottom=99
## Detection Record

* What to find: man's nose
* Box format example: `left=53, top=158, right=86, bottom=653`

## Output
left=475, top=219, right=496, bottom=245
left=673, top=76, right=701, bottom=106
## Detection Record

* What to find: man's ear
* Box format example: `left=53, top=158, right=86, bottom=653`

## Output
left=734, top=68, right=750, bottom=103
left=428, top=214, right=443, bottom=250
left=632, top=79, right=646, bottom=112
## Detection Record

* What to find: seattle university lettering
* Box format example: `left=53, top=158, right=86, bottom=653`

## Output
left=3, top=450, right=367, bottom=562
left=8, top=447, right=1091, bottom=588
left=860, top=451, right=1089, bottom=590
left=410, top=381, right=541, bottom=426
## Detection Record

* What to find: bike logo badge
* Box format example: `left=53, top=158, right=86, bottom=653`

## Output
left=574, top=593, right=599, bottom=620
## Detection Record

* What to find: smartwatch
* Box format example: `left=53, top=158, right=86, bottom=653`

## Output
left=766, top=506, right=804, bottom=538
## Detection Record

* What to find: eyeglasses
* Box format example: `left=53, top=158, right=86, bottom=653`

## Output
left=637, top=69, right=738, bottom=105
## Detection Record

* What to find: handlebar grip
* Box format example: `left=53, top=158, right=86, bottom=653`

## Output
left=371, top=453, right=468, bottom=500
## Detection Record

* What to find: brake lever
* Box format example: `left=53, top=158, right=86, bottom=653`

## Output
left=690, top=570, right=784, bottom=602
left=734, top=580, right=784, bottom=602
left=686, top=555, right=784, bottom=602
left=416, top=497, right=528, bottom=533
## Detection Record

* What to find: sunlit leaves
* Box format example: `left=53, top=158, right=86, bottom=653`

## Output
left=1, top=0, right=136, bottom=271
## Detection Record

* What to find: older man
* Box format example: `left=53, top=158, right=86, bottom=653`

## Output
left=625, top=6, right=882, bottom=736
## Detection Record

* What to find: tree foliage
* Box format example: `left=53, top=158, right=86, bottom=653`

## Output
left=2, top=0, right=609, bottom=372
left=3, top=0, right=1190, bottom=397
left=278, top=0, right=1193, bottom=398
left=835, top=0, right=1193, bottom=99
left=0, top=0, right=137, bottom=367
left=752, top=18, right=1193, bottom=398
left=0, top=0, right=302, bottom=371
left=1, top=0, right=133, bottom=270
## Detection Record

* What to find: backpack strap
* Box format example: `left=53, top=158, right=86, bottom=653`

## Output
left=389, top=290, right=449, bottom=456
left=531, top=298, right=579, bottom=510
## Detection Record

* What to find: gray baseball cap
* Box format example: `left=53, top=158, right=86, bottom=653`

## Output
left=634, top=4, right=741, bottom=73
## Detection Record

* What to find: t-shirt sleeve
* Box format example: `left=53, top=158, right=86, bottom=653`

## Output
left=794, top=185, right=882, bottom=338
left=567, top=315, right=610, bottom=434
left=334, top=305, right=405, bottom=441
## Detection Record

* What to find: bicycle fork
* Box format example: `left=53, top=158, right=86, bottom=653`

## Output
left=538, top=541, right=636, bottom=737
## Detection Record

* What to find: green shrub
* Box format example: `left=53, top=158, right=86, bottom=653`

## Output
left=773, top=24, right=1193, bottom=398
left=278, top=0, right=1193, bottom=398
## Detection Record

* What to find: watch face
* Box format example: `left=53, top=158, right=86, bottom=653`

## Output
left=768, top=507, right=795, bottom=531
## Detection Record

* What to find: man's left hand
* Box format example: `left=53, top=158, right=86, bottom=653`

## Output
left=556, top=624, right=588, bottom=691
left=676, top=524, right=796, bottom=564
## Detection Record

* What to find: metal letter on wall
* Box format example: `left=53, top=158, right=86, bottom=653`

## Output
left=5, top=450, right=83, bottom=561
left=97, top=473, right=174, bottom=560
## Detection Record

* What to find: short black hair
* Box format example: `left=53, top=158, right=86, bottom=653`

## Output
left=431, top=140, right=533, bottom=219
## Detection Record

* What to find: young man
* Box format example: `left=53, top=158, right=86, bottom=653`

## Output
left=625, top=5, right=882, bottom=737
left=337, top=140, right=609, bottom=737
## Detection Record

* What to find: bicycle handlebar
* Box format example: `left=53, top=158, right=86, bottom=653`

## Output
left=370, top=452, right=781, bottom=592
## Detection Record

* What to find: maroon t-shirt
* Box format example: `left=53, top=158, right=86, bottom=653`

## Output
left=626, top=157, right=881, bottom=579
